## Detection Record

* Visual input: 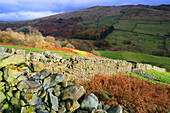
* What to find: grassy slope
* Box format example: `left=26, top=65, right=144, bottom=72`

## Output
left=98, top=51, right=170, bottom=71
left=130, top=70, right=170, bottom=85
left=134, top=22, right=170, bottom=35
left=114, top=20, right=148, bottom=30
left=0, top=44, right=89, bottom=58
left=82, top=9, right=170, bottom=57
left=105, top=30, right=170, bottom=54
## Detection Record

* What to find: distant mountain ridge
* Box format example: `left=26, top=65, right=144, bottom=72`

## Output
left=0, top=4, right=170, bottom=38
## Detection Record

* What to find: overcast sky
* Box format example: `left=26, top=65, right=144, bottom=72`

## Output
left=0, top=0, right=169, bottom=21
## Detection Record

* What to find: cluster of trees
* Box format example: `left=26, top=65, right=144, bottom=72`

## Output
left=37, top=17, right=86, bottom=38
left=70, top=40, right=95, bottom=52
left=94, top=39, right=112, bottom=49
left=73, top=25, right=114, bottom=40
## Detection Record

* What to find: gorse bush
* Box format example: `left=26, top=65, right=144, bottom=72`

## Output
left=0, top=27, right=52, bottom=47
left=74, top=74, right=170, bottom=113
left=0, top=33, right=13, bottom=43
left=25, top=26, right=45, bottom=47
left=0, top=28, right=26, bottom=44
left=54, top=40, right=62, bottom=47
left=45, top=36, right=55, bottom=43
left=65, top=43, right=75, bottom=49
left=0, top=28, right=98, bottom=52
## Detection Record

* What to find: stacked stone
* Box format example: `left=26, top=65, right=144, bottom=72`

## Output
left=24, top=50, right=136, bottom=81
left=0, top=47, right=166, bottom=82
left=0, top=47, right=123, bottom=113
left=136, top=63, right=166, bottom=72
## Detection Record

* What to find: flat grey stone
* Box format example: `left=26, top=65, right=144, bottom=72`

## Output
left=107, top=105, right=123, bottom=113
left=80, top=93, right=99, bottom=112
left=61, top=85, right=86, bottom=100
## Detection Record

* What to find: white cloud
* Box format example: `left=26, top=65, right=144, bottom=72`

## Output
left=0, top=11, right=62, bottom=21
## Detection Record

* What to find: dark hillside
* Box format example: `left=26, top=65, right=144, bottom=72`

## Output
left=1, top=5, right=170, bottom=38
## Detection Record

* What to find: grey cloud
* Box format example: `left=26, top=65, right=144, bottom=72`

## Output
left=0, top=0, right=170, bottom=21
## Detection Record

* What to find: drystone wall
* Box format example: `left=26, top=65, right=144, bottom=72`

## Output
left=0, top=47, right=166, bottom=112
left=24, top=50, right=166, bottom=82
left=136, top=63, right=166, bottom=72
left=0, top=47, right=166, bottom=82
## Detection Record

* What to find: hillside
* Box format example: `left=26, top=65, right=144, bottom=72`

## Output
left=0, top=5, right=170, bottom=36
left=0, top=5, right=170, bottom=57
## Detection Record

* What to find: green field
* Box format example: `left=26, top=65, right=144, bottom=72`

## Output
left=130, top=70, right=170, bottom=85
left=105, top=19, right=170, bottom=56
left=134, top=23, right=170, bottom=35
left=113, top=19, right=170, bottom=36
left=0, top=45, right=89, bottom=58
left=98, top=16, right=118, bottom=25
left=98, top=51, right=170, bottom=71
left=105, top=30, right=170, bottom=55
left=77, top=16, right=118, bottom=29
left=114, top=20, right=145, bottom=30
left=114, top=20, right=161, bottom=30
